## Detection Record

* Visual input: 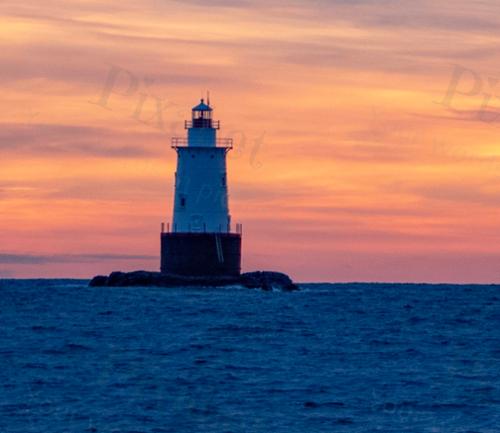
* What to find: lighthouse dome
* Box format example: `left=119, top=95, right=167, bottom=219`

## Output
left=192, top=99, right=212, bottom=111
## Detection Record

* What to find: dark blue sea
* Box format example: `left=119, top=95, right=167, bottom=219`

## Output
left=1, top=280, right=500, bottom=432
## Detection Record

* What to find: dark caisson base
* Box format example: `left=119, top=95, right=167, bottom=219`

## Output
left=161, top=232, right=241, bottom=277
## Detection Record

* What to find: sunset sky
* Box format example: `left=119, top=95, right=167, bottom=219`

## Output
left=2, top=0, right=500, bottom=282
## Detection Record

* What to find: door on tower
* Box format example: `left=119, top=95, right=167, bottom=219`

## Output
left=190, top=214, right=204, bottom=232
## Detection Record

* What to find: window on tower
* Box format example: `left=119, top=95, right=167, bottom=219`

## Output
left=180, top=196, right=186, bottom=208
left=193, top=110, right=212, bottom=120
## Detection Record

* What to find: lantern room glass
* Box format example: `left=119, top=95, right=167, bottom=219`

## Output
left=193, top=110, right=212, bottom=120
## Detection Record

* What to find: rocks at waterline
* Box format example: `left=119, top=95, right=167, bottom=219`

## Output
left=89, top=270, right=299, bottom=292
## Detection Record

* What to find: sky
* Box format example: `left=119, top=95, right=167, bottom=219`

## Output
left=1, top=0, right=500, bottom=282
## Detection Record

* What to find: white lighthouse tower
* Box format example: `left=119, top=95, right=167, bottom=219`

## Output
left=161, top=99, right=242, bottom=276
left=172, top=99, right=231, bottom=233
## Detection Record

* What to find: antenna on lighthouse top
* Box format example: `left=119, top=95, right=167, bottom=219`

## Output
left=207, top=91, right=211, bottom=107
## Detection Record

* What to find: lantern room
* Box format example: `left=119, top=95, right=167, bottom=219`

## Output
left=187, top=99, right=220, bottom=129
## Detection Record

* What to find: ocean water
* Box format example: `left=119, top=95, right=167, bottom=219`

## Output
left=1, top=280, right=499, bottom=433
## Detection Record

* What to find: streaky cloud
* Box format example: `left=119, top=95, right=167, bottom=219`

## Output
left=0, top=123, right=165, bottom=158
left=0, top=253, right=157, bottom=265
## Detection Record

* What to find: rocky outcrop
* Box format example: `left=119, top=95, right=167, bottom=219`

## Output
left=89, top=270, right=298, bottom=291
left=239, top=271, right=297, bottom=291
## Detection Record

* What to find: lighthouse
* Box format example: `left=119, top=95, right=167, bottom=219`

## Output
left=161, top=99, right=242, bottom=276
